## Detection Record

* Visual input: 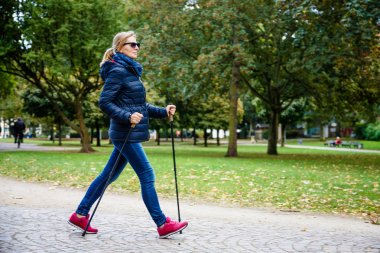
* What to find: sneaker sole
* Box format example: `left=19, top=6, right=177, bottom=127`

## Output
left=67, top=220, right=98, bottom=234
left=158, top=224, right=188, bottom=239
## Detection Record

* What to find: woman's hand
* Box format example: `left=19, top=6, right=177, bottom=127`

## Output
left=166, top=105, right=176, bottom=117
left=130, top=112, right=144, bottom=126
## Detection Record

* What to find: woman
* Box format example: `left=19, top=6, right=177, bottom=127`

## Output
left=68, top=31, right=188, bottom=238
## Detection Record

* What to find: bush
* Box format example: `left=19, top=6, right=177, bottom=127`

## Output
left=354, top=123, right=367, bottom=139
left=365, top=122, right=380, bottom=141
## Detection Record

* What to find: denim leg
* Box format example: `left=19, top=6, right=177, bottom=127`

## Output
left=115, top=142, right=166, bottom=227
left=76, top=147, right=127, bottom=216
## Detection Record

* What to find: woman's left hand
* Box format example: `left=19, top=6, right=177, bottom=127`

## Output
left=166, top=105, right=176, bottom=117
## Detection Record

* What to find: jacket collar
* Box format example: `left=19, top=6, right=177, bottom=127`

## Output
left=113, top=52, right=143, bottom=77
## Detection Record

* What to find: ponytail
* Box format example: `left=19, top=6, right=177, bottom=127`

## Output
left=100, top=48, right=115, bottom=66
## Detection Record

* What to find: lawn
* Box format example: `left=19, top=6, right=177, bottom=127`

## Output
left=0, top=138, right=379, bottom=220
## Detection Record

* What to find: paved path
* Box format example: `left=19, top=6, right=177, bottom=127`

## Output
left=0, top=176, right=379, bottom=253
left=237, top=142, right=380, bottom=154
left=0, top=142, right=79, bottom=152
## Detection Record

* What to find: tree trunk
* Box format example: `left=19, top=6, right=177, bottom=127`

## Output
left=204, top=128, right=208, bottom=147
left=50, top=125, right=55, bottom=143
left=96, top=122, right=101, bottom=147
left=336, top=122, right=341, bottom=138
left=193, top=127, right=197, bottom=145
left=79, top=129, right=93, bottom=152
left=226, top=51, right=240, bottom=157
left=320, top=124, right=325, bottom=141
left=217, top=128, right=220, bottom=146
left=156, top=127, right=160, bottom=145
left=281, top=123, right=286, bottom=147
left=267, top=109, right=280, bottom=155
left=58, top=119, right=62, bottom=146
left=76, top=104, right=94, bottom=153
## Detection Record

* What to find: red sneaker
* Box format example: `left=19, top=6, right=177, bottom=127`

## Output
left=157, top=217, right=188, bottom=239
left=68, top=212, right=98, bottom=234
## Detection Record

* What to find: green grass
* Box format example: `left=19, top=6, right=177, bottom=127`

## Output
left=0, top=139, right=379, bottom=218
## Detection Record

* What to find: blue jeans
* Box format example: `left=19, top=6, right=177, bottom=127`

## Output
left=76, top=141, right=166, bottom=227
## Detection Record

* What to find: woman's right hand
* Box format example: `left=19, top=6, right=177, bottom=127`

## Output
left=130, top=112, right=143, bottom=125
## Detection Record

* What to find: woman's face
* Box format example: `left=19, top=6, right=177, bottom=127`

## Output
left=120, top=36, right=139, bottom=59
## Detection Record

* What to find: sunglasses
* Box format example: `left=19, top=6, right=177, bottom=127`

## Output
left=123, top=42, right=140, bottom=49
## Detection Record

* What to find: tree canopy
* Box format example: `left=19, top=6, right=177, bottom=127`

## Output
left=1, top=0, right=125, bottom=152
left=1, top=0, right=378, bottom=155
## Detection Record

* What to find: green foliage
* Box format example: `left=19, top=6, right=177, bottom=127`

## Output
left=364, top=122, right=380, bottom=141
left=355, top=121, right=380, bottom=141
left=0, top=69, right=15, bottom=99
left=129, top=0, right=237, bottom=133
left=1, top=0, right=379, bottom=154
left=354, top=123, right=366, bottom=139
left=307, top=0, right=380, bottom=122
left=0, top=94, right=24, bottom=119
left=1, top=0, right=126, bottom=151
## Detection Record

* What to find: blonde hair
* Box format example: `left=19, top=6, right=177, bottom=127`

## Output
left=100, top=31, right=136, bottom=66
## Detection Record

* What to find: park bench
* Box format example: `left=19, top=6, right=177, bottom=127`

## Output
left=341, top=141, right=352, bottom=148
left=352, top=142, right=364, bottom=149
left=324, top=140, right=364, bottom=149
left=324, top=141, right=336, bottom=147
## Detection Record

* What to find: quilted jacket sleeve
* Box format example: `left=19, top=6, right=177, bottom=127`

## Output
left=99, top=68, right=131, bottom=123
left=146, top=103, right=167, bottom=119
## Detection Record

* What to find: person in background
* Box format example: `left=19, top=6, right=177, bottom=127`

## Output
left=335, top=136, right=342, bottom=146
left=13, top=118, right=26, bottom=144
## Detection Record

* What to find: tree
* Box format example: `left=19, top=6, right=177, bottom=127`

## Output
left=0, top=0, right=125, bottom=152
left=238, top=0, right=379, bottom=154
left=236, top=1, right=312, bottom=154
left=333, top=1, right=380, bottom=122
left=124, top=0, right=379, bottom=157
left=301, top=0, right=380, bottom=138
left=128, top=0, right=247, bottom=156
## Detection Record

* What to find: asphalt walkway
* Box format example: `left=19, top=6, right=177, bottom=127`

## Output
left=0, top=142, right=79, bottom=152
left=1, top=177, right=380, bottom=253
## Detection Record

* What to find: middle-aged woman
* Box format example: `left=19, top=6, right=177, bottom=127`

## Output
left=68, top=31, right=188, bottom=239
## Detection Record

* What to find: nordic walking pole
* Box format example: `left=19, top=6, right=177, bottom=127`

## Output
left=82, top=124, right=135, bottom=237
left=169, top=113, right=182, bottom=233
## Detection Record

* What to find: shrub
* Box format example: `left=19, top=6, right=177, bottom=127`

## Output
left=354, top=123, right=367, bottom=139
left=365, top=122, right=380, bottom=141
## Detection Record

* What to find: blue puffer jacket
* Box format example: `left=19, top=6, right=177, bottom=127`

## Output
left=99, top=52, right=167, bottom=142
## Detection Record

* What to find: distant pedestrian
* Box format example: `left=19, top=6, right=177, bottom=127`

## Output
left=13, top=118, right=26, bottom=145
left=68, top=31, right=188, bottom=238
